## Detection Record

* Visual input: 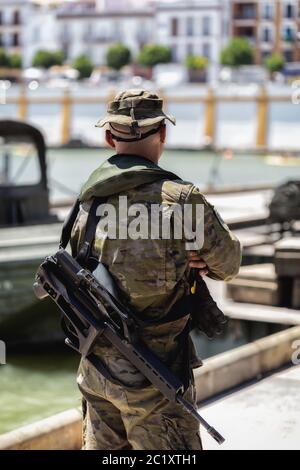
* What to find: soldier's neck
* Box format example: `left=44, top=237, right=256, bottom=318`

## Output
left=116, top=151, right=160, bottom=165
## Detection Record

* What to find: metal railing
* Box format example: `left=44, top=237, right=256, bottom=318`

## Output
left=4, top=85, right=295, bottom=149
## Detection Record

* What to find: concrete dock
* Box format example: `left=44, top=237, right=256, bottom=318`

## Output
left=201, top=365, right=300, bottom=450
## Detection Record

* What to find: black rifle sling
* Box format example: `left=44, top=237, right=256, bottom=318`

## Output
left=59, top=196, right=105, bottom=264
left=59, top=198, right=80, bottom=250
left=76, top=197, right=106, bottom=266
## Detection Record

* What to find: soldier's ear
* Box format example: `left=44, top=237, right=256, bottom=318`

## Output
left=105, top=130, right=116, bottom=149
left=160, top=124, right=166, bottom=144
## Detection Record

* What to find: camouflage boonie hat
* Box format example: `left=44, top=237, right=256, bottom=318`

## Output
left=95, top=89, right=176, bottom=131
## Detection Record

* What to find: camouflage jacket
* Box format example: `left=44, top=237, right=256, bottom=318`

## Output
left=71, top=154, right=241, bottom=367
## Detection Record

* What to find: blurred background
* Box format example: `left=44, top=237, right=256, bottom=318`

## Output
left=0, top=0, right=300, bottom=450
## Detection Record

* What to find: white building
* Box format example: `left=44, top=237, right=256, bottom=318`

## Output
left=0, top=0, right=32, bottom=58
left=155, top=0, right=231, bottom=82
left=23, top=3, right=61, bottom=68
left=1, top=0, right=231, bottom=80
left=54, top=0, right=153, bottom=65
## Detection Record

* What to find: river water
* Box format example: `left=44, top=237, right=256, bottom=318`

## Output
left=47, top=148, right=300, bottom=203
left=0, top=352, right=80, bottom=435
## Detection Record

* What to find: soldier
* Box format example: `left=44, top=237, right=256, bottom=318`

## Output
left=71, top=89, right=241, bottom=450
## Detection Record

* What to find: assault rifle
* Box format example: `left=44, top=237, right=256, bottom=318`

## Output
left=34, top=248, right=225, bottom=445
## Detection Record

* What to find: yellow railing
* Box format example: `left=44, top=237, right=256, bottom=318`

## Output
left=4, top=86, right=294, bottom=148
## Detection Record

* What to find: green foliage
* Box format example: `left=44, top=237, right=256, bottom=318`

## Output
left=138, top=44, right=172, bottom=68
left=220, top=38, right=254, bottom=67
left=264, top=53, right=285, bottom=74
left=106, top=43, right=131, bottom=71
left=72, top=54, right=94, bottom=79
left=185, top=54, right=208, bottom=70
left=9, top=53, right=22, bottom=69
left=32, top=49, right=64, bottom=69
left=0, top=48, right=10, bottom=67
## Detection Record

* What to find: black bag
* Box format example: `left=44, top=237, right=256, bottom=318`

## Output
left=269, top=180, right=300, bottom=223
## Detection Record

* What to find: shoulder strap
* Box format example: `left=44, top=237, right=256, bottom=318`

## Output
left=59, top=197, right=107, bottom=267
left=59, top=198, right=80, bottom=249
left=76, top=197, right=105, bottom=266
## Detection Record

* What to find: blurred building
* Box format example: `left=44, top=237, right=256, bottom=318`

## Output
left=230, top=0, right=300, bottom=63
left=55, top=0, right=153, bottom=65
left=23, top=2, right=62, bottom=68
left=0, top=0, right=31, bottom=57
left=155, top=0, right=230, bottom=82
left=2, top=0, right=300, bottom=74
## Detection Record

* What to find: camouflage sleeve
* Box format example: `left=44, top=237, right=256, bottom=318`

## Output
left=70, top=200, right=92, bottom=257
left=186, top=187, right=242, bottom=281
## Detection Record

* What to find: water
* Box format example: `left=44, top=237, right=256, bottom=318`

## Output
left=0, top=352, right=80, bottom=435
left=47, top=148, right=300, bottom=203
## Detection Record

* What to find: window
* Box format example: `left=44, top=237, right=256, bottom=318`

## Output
left=237, top=4, right=256, bottom=19
left=12, top=33, right=19, bottom=47
left=243, top=5, right=256, bottom=19
left=61, top=24, right=70, bottom=43
left=261, top=3, right=274, bottom=20
left=283, top=26, right=294, bottom=42
left=12, top=10, right=20, bottom=25
left=262, top=27, right=272, bottom=42
left=0, top=12, right=2, bottom=26
left=203, top=42, right=211, bottom=59
left=284, top=3, right=295, bottom=19
left=0, top=137, right=40, bottom=187
left=172, top=44, right=178, bottom=62
left=186, top=17, right=194, bottom=36
left=83, top=23, right=93, bottom=41
left=171, top=18, right=178, bottom=37
left=32, top=26, right=40, bottom=43
left=202, top=16, right=211, bottom=36
left=283, top=49, right=293, bottom=62
left=187, top=43, right=194, bottom=56
left=262, top=51, right=271, bottom=61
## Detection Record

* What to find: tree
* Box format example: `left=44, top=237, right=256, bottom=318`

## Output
left=185, top=54, right=208, bottom=70
left=185, top=55, right=208, bottom=83
left=220, top=38, right=254, bottom=67
left=264, top=53, right=285, bottom=76
left=0, top=48, right=9, bottom=67
left=106, top=43, right=131, bottom=71
left=9, top=53, right=22, bottom=69
left=72, top=54, right=94, bottom=79
left=32, top=49, right=64, bottom=69
left=138, top=44, right=172, bottom=68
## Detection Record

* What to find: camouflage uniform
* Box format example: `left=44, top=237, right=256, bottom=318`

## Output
left=71, top=90, right=241, bottom=450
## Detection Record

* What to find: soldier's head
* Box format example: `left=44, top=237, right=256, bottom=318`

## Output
left=95, top=89, right=176, bottom=163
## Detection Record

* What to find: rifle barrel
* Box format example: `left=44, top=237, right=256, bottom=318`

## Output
left=177, top=395, right=225, bottom=445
